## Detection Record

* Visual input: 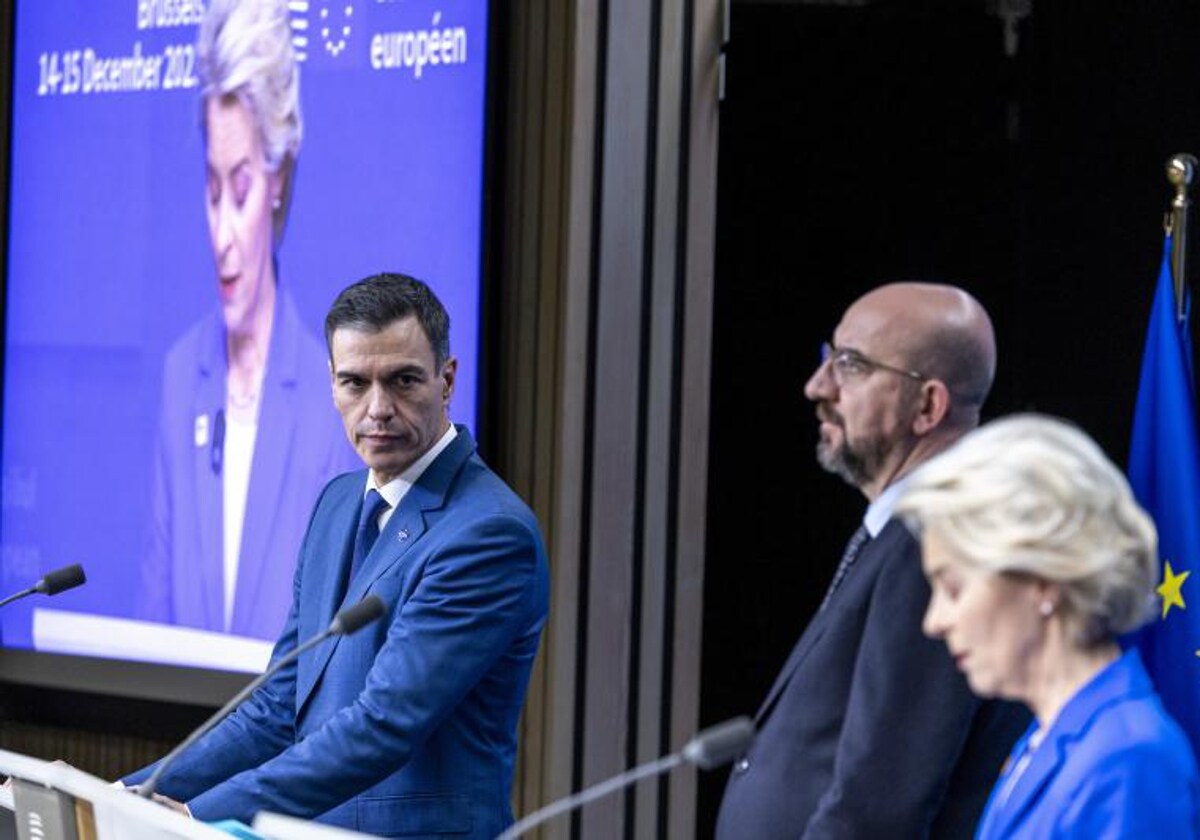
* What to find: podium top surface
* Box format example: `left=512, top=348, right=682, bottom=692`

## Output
left=0, top=748, right=229, bottom=840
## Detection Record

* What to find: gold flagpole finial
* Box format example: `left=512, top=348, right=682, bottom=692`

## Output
left=1167, top=154, right=1197, bottom=321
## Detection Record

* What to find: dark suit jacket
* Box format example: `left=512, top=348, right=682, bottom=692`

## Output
left=125, top=427, right=550, bottom=839
left=140, top=290, right=357, bottom=639
left=715, top=519, right=1028, bottom=839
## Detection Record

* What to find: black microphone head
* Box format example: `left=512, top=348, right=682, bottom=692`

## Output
left=680, top=716, right=756, bottom=770
left=211, top=409, right=226, bottom=475
left=329, top=595, right=386, bottom=635
left=36, top=564, right=86, bottom=596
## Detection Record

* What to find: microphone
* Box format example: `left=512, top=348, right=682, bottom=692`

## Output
left=680, top=716, right=756, bottom=769
left=210, top=408, right=225, bottom=475
left=496, top=716, right=755, bottom=840
left=139, top=594, right=387, bottom=800
left=0, top=564, right=87, bottom=608
left=329, top=596, right=385, bottom=635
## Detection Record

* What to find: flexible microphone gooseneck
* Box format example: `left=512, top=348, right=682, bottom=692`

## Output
left=0, top=564, right=87, bottom=608
left=139, top=594, right=387, bottom=800
left=496, top=716, right=756, bottom=840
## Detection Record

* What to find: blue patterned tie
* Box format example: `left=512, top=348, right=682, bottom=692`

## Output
left=819, top=525, right=871, bottom=612
left=350, top=489, right=389, bottom=584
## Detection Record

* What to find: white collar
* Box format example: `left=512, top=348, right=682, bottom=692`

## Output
left=365, top=424, right=459, bottom=508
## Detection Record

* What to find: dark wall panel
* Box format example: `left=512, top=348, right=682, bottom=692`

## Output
left=701, top=0, right=1200, bottom=834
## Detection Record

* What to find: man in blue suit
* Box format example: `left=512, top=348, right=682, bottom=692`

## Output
left=715, top=283, right=1027, bottom=838
left=125, top=273, right=550, bottom=839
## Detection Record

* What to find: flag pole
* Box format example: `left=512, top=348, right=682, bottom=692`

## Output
left=1166, top=153, right=1196, bottom=322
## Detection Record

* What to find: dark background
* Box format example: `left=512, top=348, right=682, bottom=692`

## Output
left=700, top=0, right=1200, bottom=834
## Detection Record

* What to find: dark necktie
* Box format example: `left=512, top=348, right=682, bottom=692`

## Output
left=350, top=489, right=389, bottom=584
left=819, top=524, right=871, bottom=612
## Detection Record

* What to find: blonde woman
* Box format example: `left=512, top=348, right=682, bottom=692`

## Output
left=896, top=414, right=1199, bottom=838
left=141, top=0, right=353, bottom=639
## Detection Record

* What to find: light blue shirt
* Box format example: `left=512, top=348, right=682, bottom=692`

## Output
left=864, top=474, right=912, bottom=538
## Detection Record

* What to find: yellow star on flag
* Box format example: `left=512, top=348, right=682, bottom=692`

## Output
left=1157, top=560, right=1190, bottom=620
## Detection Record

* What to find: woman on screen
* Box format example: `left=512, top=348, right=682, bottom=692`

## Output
left=895, top=415, right=1199, bottom=838
left=141, top=0, right=354, bottom=640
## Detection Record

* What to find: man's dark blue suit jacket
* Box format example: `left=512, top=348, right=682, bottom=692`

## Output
left=716, top=519, right=1027, bottom=839
left=127, top=426, right=550, bottom=839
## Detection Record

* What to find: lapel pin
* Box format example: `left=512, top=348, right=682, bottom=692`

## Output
left=194, top=413, right=209, bottom=447
left=397, top=528, right=409, bottom=541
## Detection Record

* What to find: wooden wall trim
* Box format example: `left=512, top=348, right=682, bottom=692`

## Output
left=496, top=1, right=721, bottom=836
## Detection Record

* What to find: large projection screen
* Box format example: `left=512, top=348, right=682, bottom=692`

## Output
left=0, top=0, right=489, bottom=694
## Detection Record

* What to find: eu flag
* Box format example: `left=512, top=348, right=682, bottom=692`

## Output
left=1130, top=234, right=1200, bottom=758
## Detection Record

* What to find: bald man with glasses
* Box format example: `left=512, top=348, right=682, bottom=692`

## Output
left=716, top=283, right=1028, bottom=839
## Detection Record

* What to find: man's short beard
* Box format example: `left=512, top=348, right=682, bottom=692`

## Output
left=816, top=434, right=887, bottom=490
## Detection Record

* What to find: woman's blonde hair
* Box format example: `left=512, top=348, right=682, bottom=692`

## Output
left=895, top=414, right=1159, bottom=648
left=197, top=0, right=301, bottom=240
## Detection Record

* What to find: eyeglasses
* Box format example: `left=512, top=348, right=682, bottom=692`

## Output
left=819, top=342, right=926, bottom=386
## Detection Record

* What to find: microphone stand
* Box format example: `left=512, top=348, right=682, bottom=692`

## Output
left=139, top=595, right=385, bottom=800
left=497, top=716, right=754, bottom=840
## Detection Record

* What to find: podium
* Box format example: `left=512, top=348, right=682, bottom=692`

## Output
left=0, top=748, right=227, bottom=839
left=0, top=750, right=391, bottom=839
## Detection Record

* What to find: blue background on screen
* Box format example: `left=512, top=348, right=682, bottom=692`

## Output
left=1, top=1, right=488, bottom=655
